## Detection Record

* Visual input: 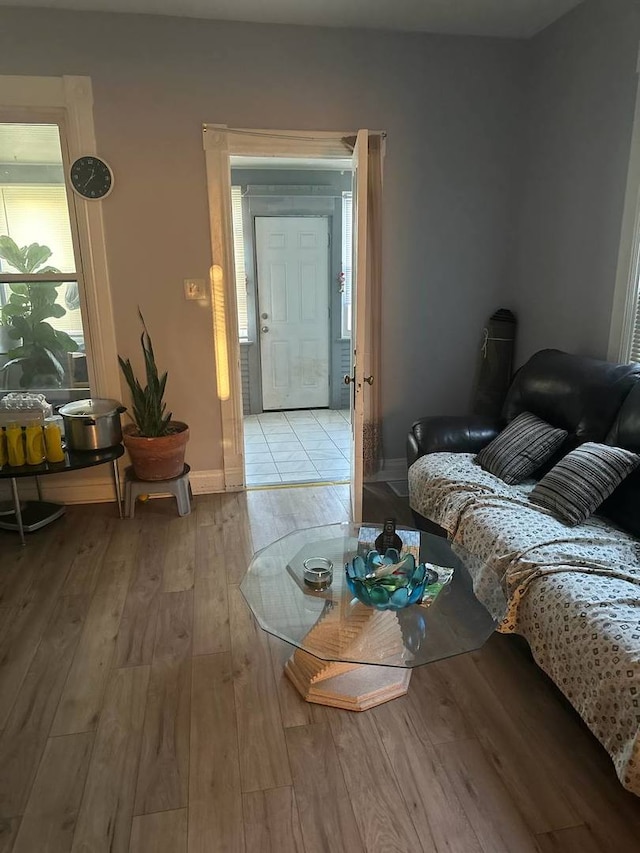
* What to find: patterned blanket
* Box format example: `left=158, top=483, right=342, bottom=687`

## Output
left=409, top=452, right=640, bottom=796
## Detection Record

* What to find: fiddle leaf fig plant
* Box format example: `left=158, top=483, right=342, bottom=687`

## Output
left=0, top=235, right=78, bottom=387
left=118, top=309, right=173, bottom=437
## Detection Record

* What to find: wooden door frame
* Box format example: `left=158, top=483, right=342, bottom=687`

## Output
left=350, top=130, right=369, bottom=523
left=203, top=126, right=362, bottom=491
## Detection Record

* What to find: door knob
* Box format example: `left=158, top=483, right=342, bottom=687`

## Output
left=261, top=325, right=269, bottom=333
left=364, top=375, right=374, bottom=386
left=344, top=374, right=354, bottom=385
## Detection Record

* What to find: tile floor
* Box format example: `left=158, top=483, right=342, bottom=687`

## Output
left=243, top=408, right=351, bottom=486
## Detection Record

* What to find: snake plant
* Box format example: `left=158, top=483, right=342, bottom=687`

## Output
left=118, top=309, right=173, bottom=437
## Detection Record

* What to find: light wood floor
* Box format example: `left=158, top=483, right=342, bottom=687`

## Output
left=0, top=483, right=639, bottom=853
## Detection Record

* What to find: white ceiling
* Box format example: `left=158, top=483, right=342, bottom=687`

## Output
left=0, top=0, right=584, bottom=38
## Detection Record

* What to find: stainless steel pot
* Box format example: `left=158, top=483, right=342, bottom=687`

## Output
left=59, top=398, right=127, bottom=451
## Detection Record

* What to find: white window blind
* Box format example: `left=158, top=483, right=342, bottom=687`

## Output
left=621, top=226, right=640, bottom=362
left=626, top=259, right=640, bottom=363
left=630, top=306, right=640, bottom=363
left=0, top=185, right=83, bottom=337
left=231, top=186, right=248, bottom=339
left=0, top=185, right=75, bottom=272
left=341, top=191, right=353, bottom=338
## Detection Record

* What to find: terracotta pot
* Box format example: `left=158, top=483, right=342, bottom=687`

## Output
left=123, top=421, right=189, bottom=481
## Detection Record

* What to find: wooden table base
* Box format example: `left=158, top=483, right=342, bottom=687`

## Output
left=285, top=647, right=411, bottom=712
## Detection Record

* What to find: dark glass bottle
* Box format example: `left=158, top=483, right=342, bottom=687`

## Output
left=375, top=518, right=403, bottom=554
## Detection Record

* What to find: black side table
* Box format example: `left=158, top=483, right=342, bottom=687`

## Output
left=0, top=444, right=125, bottom=545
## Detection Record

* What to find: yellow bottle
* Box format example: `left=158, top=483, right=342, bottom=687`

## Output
left=44, top=421, right=65, bottom=463
left=0, top=428, right=6, bottom=467
left=6, top=423, right=25, bottom=467
left=26, top=422, right=46, bottom=465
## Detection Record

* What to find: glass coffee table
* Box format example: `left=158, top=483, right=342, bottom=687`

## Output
left=240, top=522, right=507, bottom=711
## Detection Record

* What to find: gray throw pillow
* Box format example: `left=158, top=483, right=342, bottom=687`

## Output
left=529, top=442, right=640, bottom=526
left=476, top=412, right=568, bottom=485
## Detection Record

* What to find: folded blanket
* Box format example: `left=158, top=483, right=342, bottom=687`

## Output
left=409, top=451, right=640, bottom=796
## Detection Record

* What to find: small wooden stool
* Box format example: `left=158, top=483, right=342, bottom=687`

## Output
left=124, top=464, right=192, bottom=518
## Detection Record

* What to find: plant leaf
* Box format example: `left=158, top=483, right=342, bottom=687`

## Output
left=1, top=303, right=26, bottom=317
left=0, top=236, right=26, bottom=271
left=118, top=310, right=172, bottom=437
left=8, top=283, right=29, bottom=297
left=24, top=243, right=53, bottom=273
left=43, top=348, right=65, bottom=379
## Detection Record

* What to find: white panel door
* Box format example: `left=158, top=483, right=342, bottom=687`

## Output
left=256, top=216, right=330, bottom=410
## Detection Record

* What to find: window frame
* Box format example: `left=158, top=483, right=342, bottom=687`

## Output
left=609, top=67, right=640, bottom=363
left=0, top=116, right=91, bottom=394
left=0, top=76, right=119, bottom=400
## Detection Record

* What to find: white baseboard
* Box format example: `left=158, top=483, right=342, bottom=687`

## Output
left=365, top=457, right=407, bottom=483
left=190, top=469, right=225, bottom=494
left=0, top=459, right=407, bottom=506
left=221, top=465, right=244, bottom=491
left=0, top=467, right=226, bottom=505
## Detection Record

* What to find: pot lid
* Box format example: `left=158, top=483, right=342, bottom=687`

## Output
left=59, top=398, right=126, bottom=417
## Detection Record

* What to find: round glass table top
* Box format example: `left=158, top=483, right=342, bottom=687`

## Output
left=240, top=522, right=507, bottom=669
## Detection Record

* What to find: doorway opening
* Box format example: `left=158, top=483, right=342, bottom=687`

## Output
left=230, top=156, right=353, bottom=487
left=204, top=127, right=377, bottom=521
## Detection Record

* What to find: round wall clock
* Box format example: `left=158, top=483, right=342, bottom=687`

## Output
left=69, top=155, right=114, bottom=200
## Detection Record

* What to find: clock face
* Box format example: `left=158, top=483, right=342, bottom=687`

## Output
left=70, top=156, right=113, bottom=200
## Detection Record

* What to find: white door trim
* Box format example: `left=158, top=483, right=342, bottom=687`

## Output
left=350, top=130, right=369, bottom=523
left=62, top=76, right=120, bottom=400
left=203, top=128, right=245, bottom=490
left=204, top=126, right=365, bottom=158
left=202, top=125, right=382, bottom=497
left=0, top=75, right=120, bottom=401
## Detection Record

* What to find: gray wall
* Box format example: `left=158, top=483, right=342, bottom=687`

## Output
left=230, top=168, right=351, bottom=414
left=510, top=0, right=640, bottom=365
left=0, top=7, right=526, bottom=465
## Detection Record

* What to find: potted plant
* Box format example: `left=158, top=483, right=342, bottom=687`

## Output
left=118, top=309, right=189, bottom=480
left=0, top=236, right=78, bottom=386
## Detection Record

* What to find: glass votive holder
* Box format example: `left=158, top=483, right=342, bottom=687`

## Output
left=303, top=557, right=333, bottom=591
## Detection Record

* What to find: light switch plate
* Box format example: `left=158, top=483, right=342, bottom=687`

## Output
left=184, top=278, right=206, bottom=300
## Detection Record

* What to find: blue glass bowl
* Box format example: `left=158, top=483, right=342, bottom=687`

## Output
left=345, top=548, right=429, bottom=611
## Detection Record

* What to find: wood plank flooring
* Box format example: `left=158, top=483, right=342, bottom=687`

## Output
left=0, top=483, right=639, bottom=852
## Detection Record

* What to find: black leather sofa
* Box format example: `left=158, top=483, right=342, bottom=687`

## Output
left=407, top=348, right=640, bottom=538
left=406, top=349, right=640, bottom=796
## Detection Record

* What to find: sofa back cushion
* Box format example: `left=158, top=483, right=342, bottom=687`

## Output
left=606, top=382, right=640, bottom=451
left=601, top=383, right=640, bottom=536
left=503, top=349, right=640, bottom=443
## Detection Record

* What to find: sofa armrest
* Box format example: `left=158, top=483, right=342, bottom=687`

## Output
left=407, top=415, right=501, bottom=467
